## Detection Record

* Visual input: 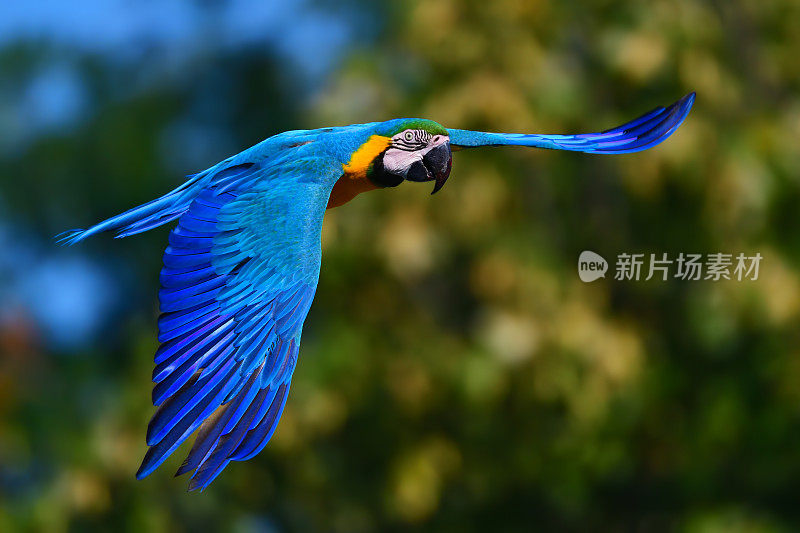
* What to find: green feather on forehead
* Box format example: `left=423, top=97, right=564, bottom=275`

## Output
left=379, top=118, right=449, bottom=137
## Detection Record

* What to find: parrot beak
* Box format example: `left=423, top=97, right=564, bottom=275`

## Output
left=405, top=141, right=452, bottom=194
left=425, top=141, right=452, bottom=194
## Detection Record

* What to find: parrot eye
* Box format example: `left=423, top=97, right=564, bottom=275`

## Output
left=404, top=131, right=414, bottom=142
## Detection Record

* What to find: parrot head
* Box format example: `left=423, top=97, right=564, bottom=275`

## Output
left=369, top=119, right=452, bottom=194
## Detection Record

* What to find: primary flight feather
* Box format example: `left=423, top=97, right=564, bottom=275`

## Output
left=59, top=92, right=695, bottom=491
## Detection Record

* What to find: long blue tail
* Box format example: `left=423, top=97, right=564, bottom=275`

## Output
left=56, top=173, right=208, bottom=246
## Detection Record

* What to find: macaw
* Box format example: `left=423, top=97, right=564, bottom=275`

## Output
left=59, top=92, right=695, bottom=490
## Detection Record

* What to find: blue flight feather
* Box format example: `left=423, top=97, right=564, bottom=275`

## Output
left=448, top=92, right=694, bottom=153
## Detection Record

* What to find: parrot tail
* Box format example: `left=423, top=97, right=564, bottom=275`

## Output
left=56, top=172, right=207, bottom=246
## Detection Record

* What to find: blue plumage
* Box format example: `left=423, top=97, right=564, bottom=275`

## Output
left=58, top=93, right=695, bottom=490
left=448, top=92, right=694, bottom=153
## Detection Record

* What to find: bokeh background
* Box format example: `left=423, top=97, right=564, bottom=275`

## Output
left=1, top=0, right=799, bottom=531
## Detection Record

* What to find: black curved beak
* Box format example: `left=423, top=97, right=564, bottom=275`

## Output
left=425, top=141, right=452, bottom=194
left=405, top=142, right=452, bottom=194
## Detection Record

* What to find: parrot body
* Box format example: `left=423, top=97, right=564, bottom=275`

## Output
left=59, top=93, right=695, bottom=490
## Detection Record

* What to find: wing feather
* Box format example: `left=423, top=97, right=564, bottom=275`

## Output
left=448, top=92, right=694, bottom=154
left=136, top=149, right=339, bottom=490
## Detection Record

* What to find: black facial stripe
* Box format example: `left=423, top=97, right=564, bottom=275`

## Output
left=391, top=142, right=422, bottom=151
left=392, top=129, right=433, bottom=151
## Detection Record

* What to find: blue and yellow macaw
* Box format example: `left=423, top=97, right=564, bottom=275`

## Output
left=60, top=92, right=694, bottom=490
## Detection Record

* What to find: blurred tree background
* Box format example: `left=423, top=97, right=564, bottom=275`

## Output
left=1, top=0, right=800, bottom=531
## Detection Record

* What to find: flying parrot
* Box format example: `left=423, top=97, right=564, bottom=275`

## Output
left=59, top=92, right=695, bottom=490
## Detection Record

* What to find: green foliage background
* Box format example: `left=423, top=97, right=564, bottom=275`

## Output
left=2, top=0, right=800, bottom=531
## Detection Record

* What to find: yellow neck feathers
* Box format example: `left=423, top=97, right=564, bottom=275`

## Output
left=328, top=135, right=391, bottom=209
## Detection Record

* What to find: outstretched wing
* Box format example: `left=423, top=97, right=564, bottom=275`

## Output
left=448, top=92, right=694, bottom=154
left=136, top=154, right=338, bottom=491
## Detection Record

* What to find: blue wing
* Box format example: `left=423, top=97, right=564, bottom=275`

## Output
left=136, top=151, right=339, bottom=491
left=448, top=92, right=694, bottom=154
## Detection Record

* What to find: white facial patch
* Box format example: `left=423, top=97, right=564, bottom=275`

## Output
left=383, top=130, right=449, bottom=176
